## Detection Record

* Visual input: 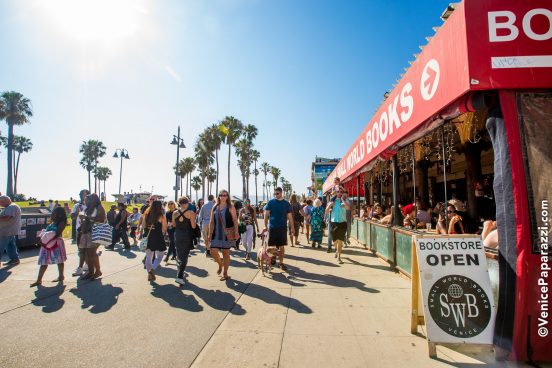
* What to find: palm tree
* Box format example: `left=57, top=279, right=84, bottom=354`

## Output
left=195, top=133, right=214, bottom=200
left=2, top=135, right=33, bottom=195
left=249, top=150, right=260, bottom=204
left=205, top=123, right=224, bottom=195
left=206, top=167, right=217, bottom=195
left=271, top=166, right=281, bottom=188
left=191, top=176, right=201, bottom=202
left=280, top=176, right=286, bottom=196
left=79, top=140, right=106, bottom=193
left=260, top=162, right=271, bottom=202
left=220, top=116, right=243, bottom=196
left=235, top=138, right=251, bottom=199
left=0, top=91, right=33, bottom=198
left=182, top=157, right=196, bottom=198
left=96, top=166, right=112, bottom=199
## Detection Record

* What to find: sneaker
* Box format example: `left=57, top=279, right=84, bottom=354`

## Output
left=105, top=246, right=114, bottom=251
left=6, top=259, right=20, bottom=266
left=326, top=248, right=332, bottom=253
left=175, top=278, right=186, bottom=286
left=72, top=267, right=83, bottom=276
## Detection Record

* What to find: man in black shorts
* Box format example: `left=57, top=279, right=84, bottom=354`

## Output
left=264, top=187, right=295, bottom=270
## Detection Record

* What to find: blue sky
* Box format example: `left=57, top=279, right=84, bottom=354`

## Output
left=0, top=0, right=450, bottom=201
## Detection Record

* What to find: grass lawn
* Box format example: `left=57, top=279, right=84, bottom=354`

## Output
left=15, top=200, right=141, bottom=239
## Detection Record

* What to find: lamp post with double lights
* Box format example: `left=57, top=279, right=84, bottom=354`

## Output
left=171, top=126, right=186, bottom=201
left=113, top=148, right=130, bottom=195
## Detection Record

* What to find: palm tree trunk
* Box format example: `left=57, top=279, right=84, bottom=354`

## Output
left=180, top=177, right=183, bottom=198
left=228, top=144, right=231, bottom=195
left=6, top=124, right=14, bottom=198
left=263, top=174, right=267, bottom=201
left=87, top=167, right=91, bottom=193
left=14, top=151, right=22, bottom=195
left=215, top=149, right=219, bottom=195
left=255, top=170, right=258, bottom=206
left=202, top=173, right=205, bottom=200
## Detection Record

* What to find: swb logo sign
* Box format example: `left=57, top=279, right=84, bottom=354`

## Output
left=413, top=236, right=496, bottom=345
left=428, top=275, right=491, bottom=338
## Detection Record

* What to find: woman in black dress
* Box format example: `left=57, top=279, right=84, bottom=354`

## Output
left=143, top=200, right=168, bottom=281
left=172, top=196, right=197, bottom=285
left=164, top=201, right=177, bottom=263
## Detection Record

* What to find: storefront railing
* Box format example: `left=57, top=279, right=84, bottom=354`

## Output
left=350, top=217, right=498, bottom=296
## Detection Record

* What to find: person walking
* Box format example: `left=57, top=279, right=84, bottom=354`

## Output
left=143, top=200, right=168, bottom=281
left=289, top=194, right=303, bottom=246
left=303, top=199, right=313, bottom=245
left=343, top=191, right=353, bottom=247
left=0, top=196, right=21, bottom=267
left=106, top=205, right=117, bottom=227
left=71, top=189, right=89, bottom=276
left=264, top=187, right=294, bottom=271
left=325, top=186, right=350, bottom=264
left=107, top=203, right=130, bottom=250
left=78, top=194, right=106, bottom=280
left=172, top=196, right=197, bottom=285
left=309, top=198, right=324, bottom=248
left=30, top=207, right=68, bottom=287
left=239, top=199, right=259, bottom=260
left=198, top=195, right=215, bottom=256
left=206, top=190, right=238, bottom=281
left=164, top=201, right=177, bottom=263
left=128, top=207, right=141, bottom=246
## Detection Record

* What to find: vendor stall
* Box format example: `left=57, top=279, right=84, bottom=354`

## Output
left=323, top=0, right=552, bottom=362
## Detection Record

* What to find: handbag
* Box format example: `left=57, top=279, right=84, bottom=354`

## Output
left=218, top=207, right=239, bottom=241
left=91, top=223, right=113, bottom=245
left=139, top=226, right=154, bottom=251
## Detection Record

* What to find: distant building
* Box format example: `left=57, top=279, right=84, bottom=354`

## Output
left=311, top=156, right=340, bottom=196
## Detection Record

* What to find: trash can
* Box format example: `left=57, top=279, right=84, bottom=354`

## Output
left=17, top=207, right=51, bottom=247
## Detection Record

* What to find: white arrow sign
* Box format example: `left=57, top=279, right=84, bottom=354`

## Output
left=421, top=59, right=440, bottom=101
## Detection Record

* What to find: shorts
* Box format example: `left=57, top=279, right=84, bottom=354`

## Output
left=201, top=225, right=210, bottom=240
left=289, top=221, right=300, bottom=237
left=330, top=222, right=347, bottom=242
left=268, top=227, right=288, bottom=247
left=78, top=232, right=98, bottom=249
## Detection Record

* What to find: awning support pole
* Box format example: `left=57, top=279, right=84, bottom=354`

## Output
left=392, top=155, right=401, bottom=226
left=412, top=144, right=417, bottom=209
left=440, top=126, right=449, bottom=230
left=357, top=175, right=361, bottom=214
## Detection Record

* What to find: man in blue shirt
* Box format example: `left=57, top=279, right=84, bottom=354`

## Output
left=325, top=186, right=350, bottom=264
left=198, top=194, right=215, bottom=256
left=264, top=187, right=294, bottom=271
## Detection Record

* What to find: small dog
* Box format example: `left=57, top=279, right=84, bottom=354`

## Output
left=257, top=230, right=278, bottom=275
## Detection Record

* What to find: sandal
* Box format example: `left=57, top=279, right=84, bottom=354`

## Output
left=217, top=266, right=222, bottom=275
left=29, top=281, right=41, bottom=287
left=52, top=276, right=65, bottom=283
left=220, top=275, right=230, bottom=281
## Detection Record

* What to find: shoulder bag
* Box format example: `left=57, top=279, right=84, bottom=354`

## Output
left=218, top=207, right=239, bottom=241
left=139, top=225, right=154, bottom=251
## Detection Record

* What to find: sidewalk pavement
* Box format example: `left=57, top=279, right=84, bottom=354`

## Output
left=0, top=230, right=530, bottom=368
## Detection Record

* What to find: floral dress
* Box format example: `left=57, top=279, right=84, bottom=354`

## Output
left=309, top=206, right=324, bottom=243
left=38, top=223, right=67, bottom=265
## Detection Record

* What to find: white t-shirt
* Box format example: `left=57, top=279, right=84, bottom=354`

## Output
left=71, top=203, right=86, bottom=230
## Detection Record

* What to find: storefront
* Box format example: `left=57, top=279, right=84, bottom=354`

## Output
left=323, top=0, right=552, bottom=362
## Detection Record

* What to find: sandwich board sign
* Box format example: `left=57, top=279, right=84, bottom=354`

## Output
left=411, top=234, right=496, bottom=357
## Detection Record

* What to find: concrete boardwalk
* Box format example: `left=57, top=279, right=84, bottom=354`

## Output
left=0, top=230, right=519, bottom=368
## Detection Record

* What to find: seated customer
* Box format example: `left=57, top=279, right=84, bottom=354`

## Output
left=402, top=204, right=417, bottom=229
left=436, top=205, right=465, bottom=235
left=371, top=203, right=383, bottom=220
left=482, top=220, right=498, bottom=248
left=415, top=198, right=432, bottom=226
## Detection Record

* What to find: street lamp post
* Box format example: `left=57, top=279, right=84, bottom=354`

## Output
left=113, top=148, right=130, bottom=195
left=171, top=126, right=186, bottom=201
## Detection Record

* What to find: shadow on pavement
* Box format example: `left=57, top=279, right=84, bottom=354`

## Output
left=0, top=268, right=12, bottom=283
left=70, top=279, right=123, bottom=313
left=186, top=266, right=208, bottom=278
left=150, top=283, right=204, bottom=312
left=282, top=266, right=380, bottom=294
left=113, top=247, right=137, bottom=259
left=186, top=282, right=246, bottom=315
left=341, top=257, right=396, bottom=272
left=285, top=254, right=339, bottom=268
left=32, top=284, right=66, bottom=313
left=226, top=278, right=313, bottom=314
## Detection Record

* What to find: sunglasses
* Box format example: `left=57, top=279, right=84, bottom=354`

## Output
left=274, top=192, right=282, bottom=195
left=219, top=194, right=228, bottom=197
